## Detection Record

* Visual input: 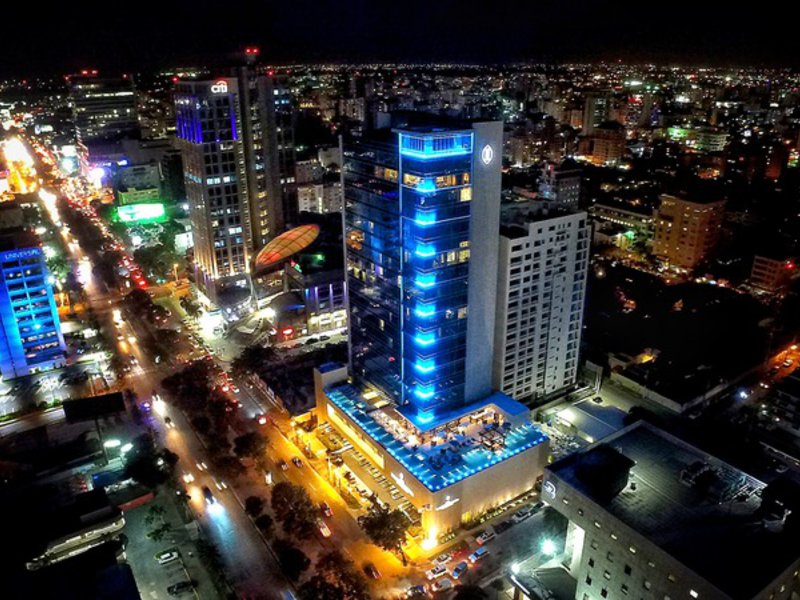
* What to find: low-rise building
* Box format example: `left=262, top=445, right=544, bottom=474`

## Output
left=518, top=422, right=800, bottom=600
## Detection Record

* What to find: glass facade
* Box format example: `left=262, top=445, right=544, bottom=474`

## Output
left=0, top=246, right=66, bottom=379
left=344, top=128, right=475, bottom=422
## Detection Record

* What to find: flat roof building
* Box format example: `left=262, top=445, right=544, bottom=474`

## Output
left=529, top=422, right=800, bottom=600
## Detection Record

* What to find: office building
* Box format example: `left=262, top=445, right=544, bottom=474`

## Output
left=517, top=422, right=800, bottom=600
left=493, top=210, right=590, bottom=404
left=174, top=64, right=284, bottom=307
left=653, top=193, right=726, bottom=270
left=538, top=160, right=582, bottom=210
left=0, top=230, right=67, bottom=379
left=69, top=75, right=139, bottom=145
left=315, top=116, right=549, bottom=540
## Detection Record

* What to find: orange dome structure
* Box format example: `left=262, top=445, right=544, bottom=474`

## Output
left=252, top=224, right=321, bottom=275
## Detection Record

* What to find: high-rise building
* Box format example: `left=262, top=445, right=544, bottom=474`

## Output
left=493, top=210, right=590, bottom=404
left=314, top=115, right=549, bottom=541
left=345, top=119, right=502, bottom=418
left=582, top=92, right=610, bottom=135
left=69, top=75, right=139, bottom=145
left=174, top=66, right=284, bottom=306
left=297, top=179, right=343, bottom=214
left=653, top=193, right=726, bottom=270
left=538, top=160, right=582, bottom=210
left=0, top=231, right=67, bottom=379
left=518, top=421, right=800, bottom=600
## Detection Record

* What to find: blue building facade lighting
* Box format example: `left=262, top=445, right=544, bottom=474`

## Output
left=0, top=244, right=67, bottom=379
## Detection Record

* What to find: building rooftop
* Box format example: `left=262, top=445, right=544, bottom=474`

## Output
left=325, top=383, right=548, bottom=492
left=548, top=422, right=799, bottom=599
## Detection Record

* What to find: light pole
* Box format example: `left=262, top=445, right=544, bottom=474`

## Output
left=172, top=263, right=179, bottom=283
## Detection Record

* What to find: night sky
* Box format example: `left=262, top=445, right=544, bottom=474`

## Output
left=3, top=1, right=796, bottom=76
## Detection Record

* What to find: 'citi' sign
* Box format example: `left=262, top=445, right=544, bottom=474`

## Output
left=210, top=80, right=228, bottom=94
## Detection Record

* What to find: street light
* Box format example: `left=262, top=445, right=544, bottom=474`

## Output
left=540, top=538, right=557, bottom=556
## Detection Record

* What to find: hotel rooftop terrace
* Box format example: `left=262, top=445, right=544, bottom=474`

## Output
left=325, top=383, right=548, bottom=493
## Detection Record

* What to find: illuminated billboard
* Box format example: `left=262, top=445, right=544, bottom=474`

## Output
left=116, top=202, right=167, bottom=224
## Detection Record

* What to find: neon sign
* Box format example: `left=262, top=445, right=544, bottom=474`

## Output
left=435, top=495, right=460, bottom=511
left=481, top=144, right=494, bottom=165
left=391, top=472, right=415, bottom=497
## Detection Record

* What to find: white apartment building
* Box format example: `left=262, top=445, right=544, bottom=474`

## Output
left=297, top=181, right=343, bottom=214
left=493, top=210, right=590, bottom=404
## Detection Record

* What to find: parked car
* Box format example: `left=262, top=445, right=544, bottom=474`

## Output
left=292, top=457, right=304, bottom=468
left=426, top=565, right=447, bottom=580
left=156, top=549, right=180, bottom=565
left=167, top=581, right=194, bottom=596
left=405, top=584, right=428, bottom=598
left=476, top=530, right=495, bottom=545
left=451, top=561, right=468, bottom=580
left=431, top=578, right=454, bottom=592
left=433, top=552, right=452, bottom=565
left=468, top=546, right=489, bottom=564
left=319, top=501, right=333, bottom=518
left=278, top=460, right=289, bottom=471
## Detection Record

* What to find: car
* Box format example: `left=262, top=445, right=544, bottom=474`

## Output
left=164, top=417, right=176, bottom=429
left=319, top=501, right=333, bottom=518
left=512, top=506, right=533, bottom=523
left=181, top=471, right=195, bottom=484
left=292, top=457, right=304, bottom=468
left=213, top=478, right=228, bottom=491
left=431, top=578, right=454, bottom=592
left=468, top=546, right=489, bottom=564
left=167, top=581, right=194, bottom=596
left=425, top=565, right=447, bottom=580
left=116, top=333, right=125, bottom=341
left=363, top=563, right=381, bottom=579
left=256, top=413, right=268, bottom=426
left=317, top=518, right=332, bottom=538
left=196, top=461, right=208, bottom=471
left=592, top=396, right=603, bottom=404
left=433, top=552, right=452, bottom=565
left=451, top=561, right=468, bottom=580
left=406, top=584, right=429, bottom=598
left=156, top=549, right=180, bottom=565
left=475, top=530, right=495, bottom=545
left=201, top=486, right=216, bottom=505
left=494, top=520, right=513, bottom=534
left=783, top=359, right=794, bottom=368
left=278, top=460, right=289, bottom=471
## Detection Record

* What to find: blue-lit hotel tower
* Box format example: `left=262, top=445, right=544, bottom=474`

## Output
left=0, top=232, right=67, bottom=379
left=315, top=116, right=548, bottom=543
left=345, top=120, right=502, bottom=423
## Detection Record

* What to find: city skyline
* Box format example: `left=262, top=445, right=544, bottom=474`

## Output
left=1, top=2, right=799, bottom=77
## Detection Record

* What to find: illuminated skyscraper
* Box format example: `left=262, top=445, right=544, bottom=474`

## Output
left=0, top=231, right=67, bottom=379
left=344, top=117, right=503, bottom=424
left=314, top=115, right=549, bottom=538
left=174, top=64, right=284, bottom=307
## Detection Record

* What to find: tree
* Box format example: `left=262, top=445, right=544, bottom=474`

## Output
left=297, top=550, right=369, bottom=600
left=213, top=455, right=246, bottom=480
left=145, top=504, right=166, bottom=527
left=254, top=514, right=274, bottom=538
left=271, top=482, right=318, bottom=540
left=123, top=434, right=175, bottom=488
left=147, top=522, right=173, bottom=543
left=273, top=538, right=310, bottom=582
left=453, top=585, right=488, bottom=600
left=358, top=507, right=410, bottom=561
left=245, top=495, right=265, bottom=518
left=233, top=431, right=268, bottom=460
